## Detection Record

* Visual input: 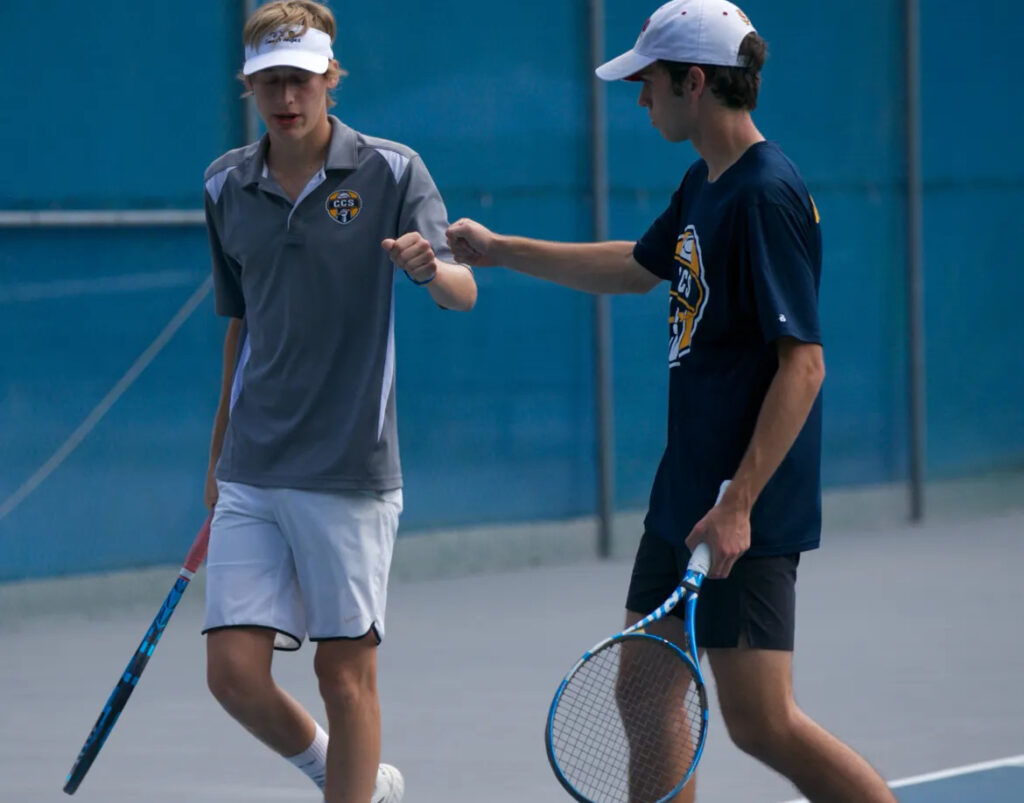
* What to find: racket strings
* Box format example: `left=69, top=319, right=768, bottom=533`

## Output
left=550, top=636, right=705, bottom=803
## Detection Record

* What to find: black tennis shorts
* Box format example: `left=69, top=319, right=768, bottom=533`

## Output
left=625, top=532, right=800, bottom=651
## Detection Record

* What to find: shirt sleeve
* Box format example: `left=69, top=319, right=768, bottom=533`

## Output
left=741, top=200, right=822, bottom=345
left=397, top=156, right=457, bottom=265
left=205, top=191, right=245, bottom=319
left=633, top=185, right=684, bottom=281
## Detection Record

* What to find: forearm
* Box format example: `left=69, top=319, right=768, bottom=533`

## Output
left=493, top=237, right=651, bottom=294
left=426, top=261, right=477, bottom=311
left=209, top=403, right=230, bottom=465
left=209, top=318, right=242, bottom=467
left=723, top=345, right=824, bottom=514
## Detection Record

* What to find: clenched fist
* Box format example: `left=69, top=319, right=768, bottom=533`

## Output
left=446, top=218, right=499, bottom=266
left=382, top=232, right=437, bottom=284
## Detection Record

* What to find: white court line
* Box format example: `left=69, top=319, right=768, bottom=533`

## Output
left=776, top=753, right=1024, bottom=802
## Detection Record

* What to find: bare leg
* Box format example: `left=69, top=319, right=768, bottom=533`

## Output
left=708, top=641, right=896, bottom=803
left=314, top=633, right=381, bottom=803
left=206, top=627, right=316, bottom=755
left=620, top=612, right=697, bottom=803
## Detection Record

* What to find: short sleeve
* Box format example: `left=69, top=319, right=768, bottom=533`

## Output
left=633, top=185, right=684, bottom=281
left=205, top=191, right=245, bottom=319
left=741, top=200, right=821, bottom=345
left=398, top=156, right=457, bottom=264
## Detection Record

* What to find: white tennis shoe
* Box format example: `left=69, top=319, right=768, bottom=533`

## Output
left=372, top=763, right=404, bottom=803
left=318, top=763, right=403, bottom=802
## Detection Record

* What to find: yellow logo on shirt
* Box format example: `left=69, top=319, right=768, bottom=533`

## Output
left=326, top=189, right=362, bottom=225
left=668, top=226, right=709, bottom=366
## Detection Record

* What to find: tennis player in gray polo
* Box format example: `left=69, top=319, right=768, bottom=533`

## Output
left=200, top=3, right=476, bottom=802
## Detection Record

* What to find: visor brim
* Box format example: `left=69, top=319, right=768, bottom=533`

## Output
left=242, top=51, right=330, bottom=76
left=595, top=49, right=656, bottom=82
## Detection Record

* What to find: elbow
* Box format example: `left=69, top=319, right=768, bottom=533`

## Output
left=434, top=265, right=477, bottom=311
left=459, top=283, right=478, bottom=311
left=804, top=348, right=826, bottom=391
left=447, top=287, right=477, bottom=312
left=779, top=341, right=825, bottom=392
left=625, top=273, right=658, bottom=295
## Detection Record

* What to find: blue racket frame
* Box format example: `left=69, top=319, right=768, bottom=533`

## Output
left=63, top=514, right=212, bottom=794
left=545, top=556, right=710, bottom=803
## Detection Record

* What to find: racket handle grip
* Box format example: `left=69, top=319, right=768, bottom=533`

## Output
left=687, top=480, right=731, bottom=576
left=182, top=512, right=213, bottom=575
left=689, top=542, right=712, bottom=575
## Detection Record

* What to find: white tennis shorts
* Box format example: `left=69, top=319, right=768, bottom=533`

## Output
left=203, top=480, right=402, bottom=650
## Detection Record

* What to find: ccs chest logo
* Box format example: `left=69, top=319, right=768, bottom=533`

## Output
left=326, top=189, right=362, bottom=225
left=668, top=226, right=709, bottom=366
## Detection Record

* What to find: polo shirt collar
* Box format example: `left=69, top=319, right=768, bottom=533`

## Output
left=240, top=115, right=357, bottom=187
left=239, top=137, right=270, bottom=187
left=325, top=116, right=358, bottom=170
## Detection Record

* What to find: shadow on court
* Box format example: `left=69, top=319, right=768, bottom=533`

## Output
left=1, top=509, right=1022, bottom=802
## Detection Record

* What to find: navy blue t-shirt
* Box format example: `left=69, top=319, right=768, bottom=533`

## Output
left=634, top=141, right=823, bottom=556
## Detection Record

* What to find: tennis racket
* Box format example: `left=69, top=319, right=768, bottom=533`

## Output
left=63, top=512, right=213, bottom=794
left=545, top=481, right=729, bottom=803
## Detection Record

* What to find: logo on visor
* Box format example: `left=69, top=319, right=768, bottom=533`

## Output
left=264, top=27, right=304, bottom=46
left=326, top=189, right=362, bottom=225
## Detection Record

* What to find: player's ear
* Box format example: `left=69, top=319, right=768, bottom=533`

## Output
left=690, top=65, right=706, bottom=95
left=326, top=59, right=341, bottom=90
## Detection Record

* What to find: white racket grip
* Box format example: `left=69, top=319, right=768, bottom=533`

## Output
left=687, top=480, right=732, bottom=576
left=689, top=542, right=711, bottom=575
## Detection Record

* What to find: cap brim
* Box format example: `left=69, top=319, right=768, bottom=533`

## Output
left=242, top=51, right=329, bottom=76
left=595, top=49, right=656, bottom=82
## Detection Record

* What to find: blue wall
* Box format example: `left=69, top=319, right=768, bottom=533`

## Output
left=2, top=1, right=1022, bottom=580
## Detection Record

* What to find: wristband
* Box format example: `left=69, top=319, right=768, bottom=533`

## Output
left=407, top=271, right=436, bottom=286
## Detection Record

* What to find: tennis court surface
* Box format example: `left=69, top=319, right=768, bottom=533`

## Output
left=2, top=506, right=1022, bottom=802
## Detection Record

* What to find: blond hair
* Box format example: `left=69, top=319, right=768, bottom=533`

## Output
left=241, top=0, right=346, bottom=102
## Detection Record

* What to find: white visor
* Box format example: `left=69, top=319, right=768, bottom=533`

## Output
left=242, top=26, right=333, bottom=76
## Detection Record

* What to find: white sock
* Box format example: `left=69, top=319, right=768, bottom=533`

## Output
left=286, top=722, right=329, bottom=790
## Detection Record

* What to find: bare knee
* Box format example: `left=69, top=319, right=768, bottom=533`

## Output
left=721, top=701, right=797, bottom=761
left=314, top=642, right=377, bottom=711
left=709, top=646, right=801, bottom=763
left=615, top=651, right=645, bottom=708
left=206, top=631, right=274, bottom=710
left=208, top=656, right=271, bottom=709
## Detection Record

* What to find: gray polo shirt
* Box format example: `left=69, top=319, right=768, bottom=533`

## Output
left=204, top=116, right=457, bottom=491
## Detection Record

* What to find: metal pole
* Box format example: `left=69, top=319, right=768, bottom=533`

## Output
left=243, top=0, right=261, bottom=144
left=588, top=0, right=616, bottom=557
left=905, top=0, right=926, bottom=521
left=1, top=6, right=261, bottom=232
left=0, top=210, right=204, bottom=228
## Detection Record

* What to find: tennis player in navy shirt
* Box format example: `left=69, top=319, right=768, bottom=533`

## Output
left=448, top=1, right=895, bottom=800
left=636, top=144, right=825, bottom=562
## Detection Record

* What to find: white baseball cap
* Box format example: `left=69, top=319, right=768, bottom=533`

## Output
left=242, top=26, right=334, bottom=76
left=596, top=0, right=756, bottom=82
